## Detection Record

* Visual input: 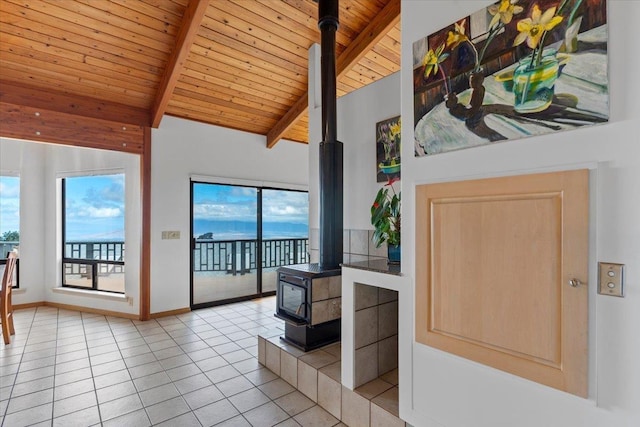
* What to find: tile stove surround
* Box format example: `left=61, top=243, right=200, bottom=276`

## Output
left=340, top=260, right=410, bottom=423
left=259, top=257, right=411, bottom=426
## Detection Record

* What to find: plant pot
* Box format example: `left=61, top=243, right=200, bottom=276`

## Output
left=387, top=244, right=400, bottom=265
left=513, top=52, right=560, bottom=113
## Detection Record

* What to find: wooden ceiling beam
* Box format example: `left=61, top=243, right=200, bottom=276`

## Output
left=0, top=80, right=150, bottom=127
left=266, top=0, right=400, bottom=148
left=335, top=0, right=400, bottom=80
left=151, top=0, right=209, bottom=128
left=266, top=93, right=308, bottom=149
left=0, top=101, right=145, bottom=154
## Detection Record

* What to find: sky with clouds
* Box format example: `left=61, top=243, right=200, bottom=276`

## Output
left=65, top=174, right=125, bottom=241
left=193, top=184, right=309, bottom=225
left=2, top=177, right=307, bottom=242
left=0, top=176, right=20, bottom=237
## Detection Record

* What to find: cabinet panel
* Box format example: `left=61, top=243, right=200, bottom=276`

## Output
left=416, top=170, right=588, bottom=396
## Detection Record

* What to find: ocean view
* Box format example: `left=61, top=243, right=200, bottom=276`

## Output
left=193, top=219, right=308, bottom=241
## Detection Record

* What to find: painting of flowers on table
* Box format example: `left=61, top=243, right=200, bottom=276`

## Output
left=376, top=115, right=401, bottom=182
left=413, top=0, right=608, bottom=157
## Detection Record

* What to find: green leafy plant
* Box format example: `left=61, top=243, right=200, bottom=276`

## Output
left=371, top=177, right=401, bottom=247
left=0, top=231, right=19, bottom=241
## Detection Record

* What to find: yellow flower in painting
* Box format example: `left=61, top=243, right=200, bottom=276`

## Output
left=446, top=19, right=469, bottom=49
left=389, top=120, right=401, bottom=139
left=422, top=43, right=448, bottom=79
left=514, top=5, right=564, bottom=49
left=488, top=0, right=524, bottom=29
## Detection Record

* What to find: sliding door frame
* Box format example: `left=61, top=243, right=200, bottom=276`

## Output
left=190, top=180, right=308, bottom=309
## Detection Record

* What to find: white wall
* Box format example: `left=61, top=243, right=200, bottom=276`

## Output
left=150, top=116, right=309, bottom=313
left=401, top=1, right=640, bottom=426
left=308, top=65, right=402, bottom=234
left=0, top=138, right=141, bottom=315
left=1, top=139, right=46, bottom=303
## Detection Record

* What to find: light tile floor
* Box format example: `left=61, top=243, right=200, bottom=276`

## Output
left=0, top=297, right=345, bottom=427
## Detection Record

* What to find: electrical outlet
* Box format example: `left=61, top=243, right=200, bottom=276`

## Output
left=598, top=262, right=624, bottom=297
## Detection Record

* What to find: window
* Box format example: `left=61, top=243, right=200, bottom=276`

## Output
left=191, top=182, right=309, bottom=307
left=62, top=174, right=125, bottom=293
left=0, top=175, right=20, bottom=288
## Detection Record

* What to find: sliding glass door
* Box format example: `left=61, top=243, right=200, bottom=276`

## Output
left=261, top=189, right=310, bottom=292
left=191, top=183, right=258, bottom=306
left=191, top=182, right=309, bottom=308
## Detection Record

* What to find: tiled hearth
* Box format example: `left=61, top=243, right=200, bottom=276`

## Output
left=258, top=336, right=405, bottom=427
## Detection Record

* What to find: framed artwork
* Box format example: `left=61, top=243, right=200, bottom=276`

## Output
left=413, top=0, right=608, bottom=157
left=376, top=115, right=401, bottom=182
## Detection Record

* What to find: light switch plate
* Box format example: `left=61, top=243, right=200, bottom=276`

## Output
left=598, top=262, right=624, bottom=297
left=161, top=231, right=180, bottom=240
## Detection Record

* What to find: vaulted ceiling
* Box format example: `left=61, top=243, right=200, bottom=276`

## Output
left=0, top=0, right=400, bottom=148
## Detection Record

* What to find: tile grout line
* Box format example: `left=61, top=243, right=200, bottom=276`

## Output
left=82, top=310, right=105, bottom=427
left=2, top=297, right=301, bottom=427
left=0, top=307, right=36, bottom=427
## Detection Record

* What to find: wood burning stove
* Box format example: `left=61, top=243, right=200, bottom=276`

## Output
left=275, top=264, right=341, bottom=351
left=275, top=0, right=343, bottom=352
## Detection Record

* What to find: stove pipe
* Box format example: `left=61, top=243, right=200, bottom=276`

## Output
left=317, top=0, right=343, bottom=270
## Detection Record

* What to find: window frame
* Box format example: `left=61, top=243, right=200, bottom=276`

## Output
left=190, top=180, right=310, bottom=309
left=0, top=173, right=20, bottom=289
left=61, top=173, right=126, bottom=294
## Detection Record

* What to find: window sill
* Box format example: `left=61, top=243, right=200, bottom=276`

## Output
left=52, top=287, right=129, bottom=303
left=13, top=288, right=26, bottom=295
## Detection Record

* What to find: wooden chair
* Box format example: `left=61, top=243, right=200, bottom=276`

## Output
left=1, top=252, right=17, bottom=345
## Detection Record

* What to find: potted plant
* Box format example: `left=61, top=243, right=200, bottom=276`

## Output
left=371, top=177, right=401, bottom=264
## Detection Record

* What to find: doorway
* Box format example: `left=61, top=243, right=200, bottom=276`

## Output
left=190, top=182, right=309, bottom=308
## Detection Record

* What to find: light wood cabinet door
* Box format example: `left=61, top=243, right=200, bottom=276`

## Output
left=416, top=170, right=588, bottom=397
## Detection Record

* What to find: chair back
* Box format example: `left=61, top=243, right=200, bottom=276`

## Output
left=2, top=252, right=17, bottom=292
left=2, top=251, right=17, bottom=344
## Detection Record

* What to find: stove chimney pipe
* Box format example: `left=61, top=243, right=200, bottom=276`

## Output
left=317, top=0, right=343, bottom=270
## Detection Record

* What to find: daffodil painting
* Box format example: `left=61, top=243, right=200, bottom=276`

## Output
left=376, top=116, right=401, bottom=182
left=413, top=0, right=608, bottom=157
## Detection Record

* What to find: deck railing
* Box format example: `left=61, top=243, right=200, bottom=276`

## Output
left=193, top=238, right=309, bottom=275
left=0, top=241, right=20, bottom=288
left=0, top=241, right=19, bottom=259
left=64, top=241, right=125, bottom=276
left=6, top=238, right=308, bottom=289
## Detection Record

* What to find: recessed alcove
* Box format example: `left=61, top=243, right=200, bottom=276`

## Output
left=353, top=283, right=399, bottom=387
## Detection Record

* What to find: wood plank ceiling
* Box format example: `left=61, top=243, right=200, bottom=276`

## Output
left=0, top=0, right=400, bottom=148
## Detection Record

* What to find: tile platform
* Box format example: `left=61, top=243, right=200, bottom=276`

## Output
left=258, top=334, right=405, bottom=427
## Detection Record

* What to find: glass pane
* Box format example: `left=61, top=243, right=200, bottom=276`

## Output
left=281, top=283, right=306, bottom=318
left=262, top=189, right=309, bottom=292
left=64, top=174, right=125, bottom=293
left=0, top=176, right=20, bottom=259
left=96, top=262, right=125, bottom=292
left=0, top=261, right=18, bottom=288
left=192, top=183, right=258, bottom=304
left=63, top=263, right=93, bottom=288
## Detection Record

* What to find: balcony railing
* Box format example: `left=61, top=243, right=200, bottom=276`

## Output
left=0, top=241, right=19, bottom=288
left=7, top=238, right=307, bottom=292
left=63, top=241, right=125, bottom=292
left=193, top=238, right=309, bottom=275
left=0, top=241, right=19, bottom=259
left=64, top=241, right=125, bottom=275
